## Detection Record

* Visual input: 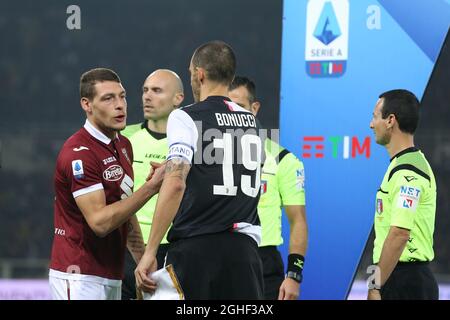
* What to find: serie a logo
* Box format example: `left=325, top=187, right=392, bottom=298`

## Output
left=305, top=0, right=349, bottom=78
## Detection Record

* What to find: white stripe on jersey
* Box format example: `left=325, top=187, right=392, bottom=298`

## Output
left=73, top=183, right=103, bottom=198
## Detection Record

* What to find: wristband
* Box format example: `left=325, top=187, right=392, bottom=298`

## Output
left=286, top=254, right=305, bottom=283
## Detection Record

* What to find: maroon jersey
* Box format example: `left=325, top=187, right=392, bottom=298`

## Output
left=50, top=121, right=134, bottom=280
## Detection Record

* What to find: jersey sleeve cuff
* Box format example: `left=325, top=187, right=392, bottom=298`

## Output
left=72, top=183, right=104, bottom=198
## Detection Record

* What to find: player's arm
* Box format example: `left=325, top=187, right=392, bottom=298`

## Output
left=75, top=166, right=164, bottom=238
left=279, top=205, right=308, bottom=300
left=368, top=170, right=420, bottom=300
left=135, top=109, right=197, bottom=292
left=127, top=215, right=145, bottom=263
left=367, top=225, right=410, bottom=300
left=277, top=153, right=308, bottom=300
left=145, top=158, right=190, bottom=257
left=285, top=205, right=308, bottom=258
left=135, top=159, right=191, bottom=292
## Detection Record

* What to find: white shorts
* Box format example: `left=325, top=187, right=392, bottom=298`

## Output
left=49, top=269, right=122, bottom=300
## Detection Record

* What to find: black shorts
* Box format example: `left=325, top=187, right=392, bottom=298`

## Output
left=166, top=231, right=264, bottom=300
left=121, top=244, right=170, bottom=300
left=381, top=262, right=439, bottom=300
left=258, top=246, right=284, bottom=300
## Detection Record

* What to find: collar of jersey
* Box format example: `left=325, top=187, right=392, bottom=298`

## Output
left=390, top=146, right=419, bottom=162
left=141, top=120, right=167, bottom=140
left=84, top=119, right=118, bottom=145
left=205, top=95, right=231, bottom=102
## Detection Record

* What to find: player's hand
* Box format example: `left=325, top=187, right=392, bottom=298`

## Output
left=134, top=252, right=158, bottom=293
left=145, top=161, right=166, bottom=192
left=135, top=286, right=143, bottom=300
left=367, top=289, right=381, bottom=300
left=278, top=278, right=300, bottom=300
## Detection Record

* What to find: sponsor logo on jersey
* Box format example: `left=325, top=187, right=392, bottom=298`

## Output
left=72, top=160, right=84, bottom=179
left=397, top=185, right=421, bottom=211
left=305, top=0, right=349, bottom=77
left=296, top=169, right=305, bottom=189
left=376, top=198, right=383, bottom=214
left=144, top=153, right=167, bottom=160
left=103, top=164, right=124, bottom=181
left=102, top=156, right=117, bottom=165
left=73, top=146, right=89, bottom=152
left=54, top=228, right=66, bottom=236
left=404, top=175, right=417, bottom=182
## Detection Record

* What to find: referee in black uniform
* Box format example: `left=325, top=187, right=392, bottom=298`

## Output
left=135, top=41, right=264, bottom=299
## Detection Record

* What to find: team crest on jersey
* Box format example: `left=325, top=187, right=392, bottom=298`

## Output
left=376, top=198, right=383, bottom=214
left=296, top=169, right=305, bottom=189
left=103, top=165, right=124, bottom=181
left=122, top=148, right=131, bottom=164
left=261, top=180, right=268, bottom=195
left=72, top=160, right=84, bottom=179
left=397, top=185, right=421, bottom=211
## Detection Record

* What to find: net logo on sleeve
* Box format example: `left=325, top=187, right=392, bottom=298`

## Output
left=397, top=186, right=421, bottom=211
left=296, top=169, right=305, bottom=189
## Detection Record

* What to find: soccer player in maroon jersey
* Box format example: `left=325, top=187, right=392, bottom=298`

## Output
left=49, top=68, right=164, bottom=300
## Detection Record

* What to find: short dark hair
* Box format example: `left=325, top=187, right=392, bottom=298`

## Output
left=80, top=68, right=121, bottom=100
left=379, top=89, right=420, bottom=134
left=229, top=76, right=257, bottom=104
left=192, top=41, right=236, bottom=85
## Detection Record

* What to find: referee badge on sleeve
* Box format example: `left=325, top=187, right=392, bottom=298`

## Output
left=376, top=198, right=383, bottom=214
left=261, top=180, right=267, bottom=195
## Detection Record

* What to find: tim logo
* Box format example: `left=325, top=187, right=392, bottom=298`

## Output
left=305, top=0, right=349, bottom=78
left=302, top=135, right=370, bottom=159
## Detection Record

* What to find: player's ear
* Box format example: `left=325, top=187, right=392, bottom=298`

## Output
left=80, top=97, right=92, bottom=113
left=251, top=101, right=261, bottom=117
left=173, top=92, right=184, bottom=108
left=387, top=113, right=396, bottom=128
left=197, top=67, right=206, bottom=84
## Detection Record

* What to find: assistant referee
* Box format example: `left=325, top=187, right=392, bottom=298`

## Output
left=368, top=89, right=438, bottom=300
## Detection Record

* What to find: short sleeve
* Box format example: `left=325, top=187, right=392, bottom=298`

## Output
left=61, top=148, right=104, bottom=198
left=389, top=171, right=424, bottom=230
left=166, top=109, right=199, bottom=164
left=277, top=153, right=306, bottom=206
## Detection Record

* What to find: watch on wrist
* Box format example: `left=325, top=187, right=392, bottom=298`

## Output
left=286, top=271, right=303, bottom=283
